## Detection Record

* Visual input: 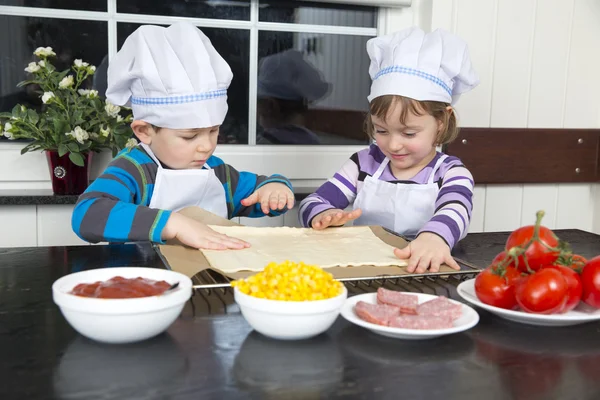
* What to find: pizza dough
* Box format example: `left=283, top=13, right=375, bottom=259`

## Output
left=200, top=225, right=409, bottom=273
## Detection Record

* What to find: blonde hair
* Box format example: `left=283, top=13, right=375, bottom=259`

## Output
left=364, top=95, right=458, bottom=145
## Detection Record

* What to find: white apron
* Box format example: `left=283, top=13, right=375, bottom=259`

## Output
left=141, top=143, right=228, bottom=217
left=353, top=154, right=448, bottom=238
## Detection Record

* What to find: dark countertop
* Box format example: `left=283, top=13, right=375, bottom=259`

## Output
left=0, top=189, right=310, bottom=205
left=0, top=189, right=80, bottom=205
left=2, top=230, right=600, bottom=399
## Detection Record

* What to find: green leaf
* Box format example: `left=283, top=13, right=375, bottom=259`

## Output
left=27, top=110, right=39, bottom=125
left=57, top=69, right=71, bottom=82
left=16, top=80, right=39, bottom=88
left=69, top=152, right=85, bottom=167
left=20, top=145, right=33, bottom=155
left=0, top=112, right=13, bottom=119
left=66, top=142, right=79, bottom=152
left=53, top=118, right=69, bottom=135
left=80, top=141, right=92, bottom=151
left=58, top=144, right=69, bottom=157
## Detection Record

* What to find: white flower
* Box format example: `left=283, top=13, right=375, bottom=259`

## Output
left=126, top=138, right=138, bottom=149
left=33, top=47, right=56, bottom=57
left=77, top=89, right=98, bottom=98
left=3, top=130, right=14, bottom=140
left=24, top=62, right=40, bottom=73
left=4, top=122, right=13, bottom=132
left=66, top=126, right=90, bottom=144
left=58, top=75, right=74, bottom=89
left=38, top=60, right=46, bottom=68
left=73, top=59, right=89, bottom=68
left=116, top=115, right=124, bottom=123
left=88, top=66, right=96, bottom=74
left=105, top=101, right=121, bottom=118
left=41, top=92, right=55, bottom=104
left=100, top=126, right=111, bottom=137
left=20, top=105, right=26, bottom=112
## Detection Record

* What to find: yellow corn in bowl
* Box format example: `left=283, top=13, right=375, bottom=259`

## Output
left=232, top=261, right=347, bottom=340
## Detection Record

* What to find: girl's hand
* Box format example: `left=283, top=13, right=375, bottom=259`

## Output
left=311, top=208, right=362, bottom=230
left=393, top=232, right=460, bottom=273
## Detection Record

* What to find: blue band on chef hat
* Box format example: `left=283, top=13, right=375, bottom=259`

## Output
left=131, top=89, right=227, bottom=105
left=374, top=66, right=452, bottom=96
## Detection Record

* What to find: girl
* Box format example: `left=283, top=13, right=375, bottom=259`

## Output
left=299, top=27, right=479, bottom=273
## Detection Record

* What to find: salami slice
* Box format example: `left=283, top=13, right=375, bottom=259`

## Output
left=354, top=301, right=400, bottom=326
left=376, top=287, right=418, bottom=314
left=389, top=314, right=454, bottom=330
left=417, top=296, right=463, bottom=320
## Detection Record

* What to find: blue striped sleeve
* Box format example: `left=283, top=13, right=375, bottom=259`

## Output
left=71, top=147, right=167, bottom=244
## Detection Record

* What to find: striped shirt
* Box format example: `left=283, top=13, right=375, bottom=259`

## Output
left=72, top=146, right=292, bottom=244
left=299, top=144, right=474, bottom=249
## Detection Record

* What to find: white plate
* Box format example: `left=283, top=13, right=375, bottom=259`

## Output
left=457, top=278, right=600, bottom=327
left=340, top=292, right=479, bottom=340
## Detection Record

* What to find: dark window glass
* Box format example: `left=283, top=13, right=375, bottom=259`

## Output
left=259, top=1, right=376, bottom=28
left=0, top=15, right=108, bottom=141
left=117, top=23, right=250, bottom=144
left=256, top=31, right=371, bottom=145
left=0, top=0, right=106, bottom=11
left=118, top=0, right=251, bottom=21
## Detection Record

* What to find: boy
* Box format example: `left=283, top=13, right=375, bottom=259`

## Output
left=72, top=22, right=294, bottom=250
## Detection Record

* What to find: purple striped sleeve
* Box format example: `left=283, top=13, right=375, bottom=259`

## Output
left=418, top=163, right=474, bottom=248
left=298, top=154, right=361, bottom=227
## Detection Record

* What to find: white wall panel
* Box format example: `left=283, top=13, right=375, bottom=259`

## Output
left=527, top=0, right=574, bottom=128
left=37, top=205, right=89, bottom=246
left=469, top=186, right=485, bottom=233
left=556, top=183, right=594, bottom=232
left=521, top=185, right=558, bottom=228
left=453, top=0, right=497, bottom=127
left=0, top=205, right=36, bottom=248
left=489, top=0, right=536, bottom=127
left=483, top=185, right=523, bottom=232
left=563, top=0, right=600, bottom=128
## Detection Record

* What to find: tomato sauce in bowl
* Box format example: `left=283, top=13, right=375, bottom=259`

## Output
left=70, top=276, right=171, bottom=299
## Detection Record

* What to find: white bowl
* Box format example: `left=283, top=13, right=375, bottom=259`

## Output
left=234, top=286, right=348, bottom=340
left=52, top=267, right=192, bottom=344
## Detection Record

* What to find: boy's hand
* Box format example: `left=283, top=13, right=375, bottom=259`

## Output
left=311, top=208, right=362, bottom=230
left=393, top=232, right=460, bottom=273
left=162, top=213, right=250, bottom=250
left=241, top=182, right=294, bottom=214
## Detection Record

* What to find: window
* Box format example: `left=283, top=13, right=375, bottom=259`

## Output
left=0, top=0, right=386, bottom=147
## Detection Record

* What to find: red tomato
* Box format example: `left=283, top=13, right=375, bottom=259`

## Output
left=581, top=256, right=600, bottom=308
left=491, top=251, right=515, bottom=268
left=572, top=254, right=587, bottom=267
left=505, top=211, right=559, bottom=272
left=475, top=264, right=521, bottom=310
left=543, top=265, right=582, bottom=312
left=515, top=268, right=568, bottom=314
left=556, top=253, right=587, bottom=273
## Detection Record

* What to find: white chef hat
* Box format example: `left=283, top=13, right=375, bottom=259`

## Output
left=366, top=26, right=479, bottom=105
left=257, top=50, right=331, bottom=102
left=106, top=22, right=232, bottom=129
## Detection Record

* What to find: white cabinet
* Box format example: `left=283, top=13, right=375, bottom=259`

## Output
left=0, top=206, right=37, bottom=248
left=37, top=205, right=89, bottom=247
